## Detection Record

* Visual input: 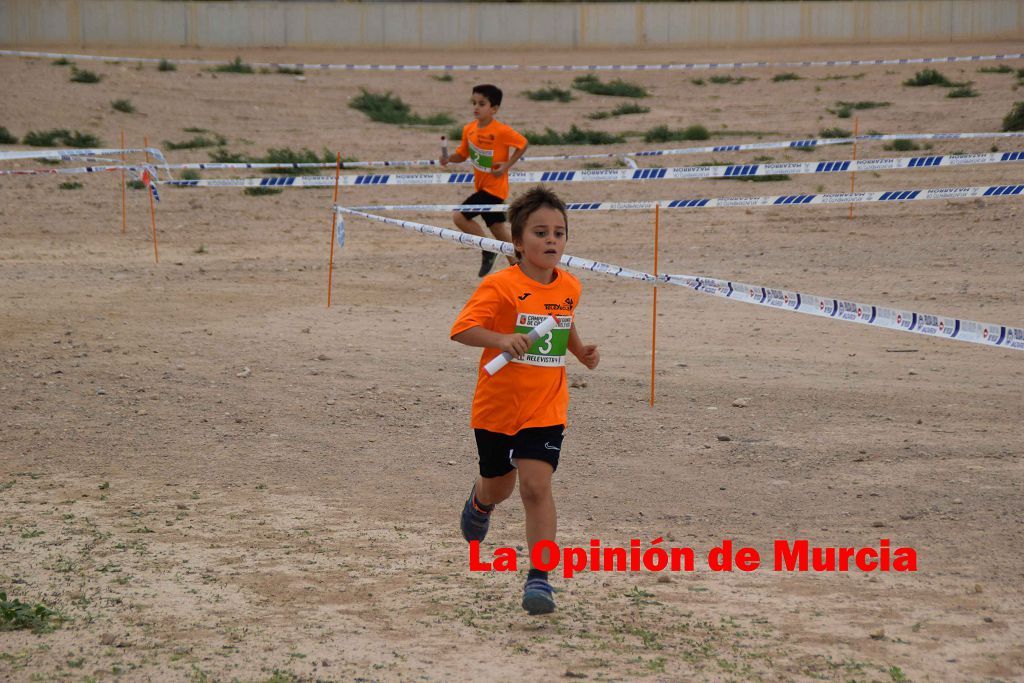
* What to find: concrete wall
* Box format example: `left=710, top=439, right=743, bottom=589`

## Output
left=1, top=0, right=1022, bottom=49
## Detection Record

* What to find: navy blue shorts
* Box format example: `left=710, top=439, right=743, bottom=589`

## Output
left=474, top=425, right=565, bottom=477
left=458, top=190, right=507, bottom=227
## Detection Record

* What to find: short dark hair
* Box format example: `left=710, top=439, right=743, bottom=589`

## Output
left=472, top=84, right=503, bottom=108
left=508, top=186, right=568, bottom=261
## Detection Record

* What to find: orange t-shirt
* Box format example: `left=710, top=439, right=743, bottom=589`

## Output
left=455, top=119, right=527, bottom=200
left=451, top=266, right=582, bottom=435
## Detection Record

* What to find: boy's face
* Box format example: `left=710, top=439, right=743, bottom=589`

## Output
left=514, top=207, right=567, bottom=271
left=471, top=92, right=499, bottom=121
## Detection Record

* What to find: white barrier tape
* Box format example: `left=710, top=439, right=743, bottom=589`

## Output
left=334, top=206, right=657, bottom=285
left=2, top=48, right=1021, bottom=72
left=340, top=207, right=1024, bottom=352
left=0, top=147, right=167, bottom=165
left=340, top=184, right=1024, bottom=213
left=164, top=151, right=1024, bottom=189
left=662, top=273, right=1024, bottom=352
left=630, top=132, right=1024, bottom=159
left=154, top=132, right=1024, bottom=172
left=0, top=163, right=140, bottom=176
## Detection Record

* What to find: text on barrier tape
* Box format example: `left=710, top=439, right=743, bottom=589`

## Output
left=334, top=207, right=1023, bottom=353
left=162, top=151, right=1024, bottom=189
left=2, top=49, right=1021, bottom=72
left=339, top=184, right=1024, bottom=214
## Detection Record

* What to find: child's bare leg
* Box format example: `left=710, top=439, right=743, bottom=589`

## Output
left=476, top=470, right=516, bottom=506
left=453, top=211, right=485, bottom=237
left=517, top=459, right=556, bottom=561
left=489, top=221, right=517, bottom=265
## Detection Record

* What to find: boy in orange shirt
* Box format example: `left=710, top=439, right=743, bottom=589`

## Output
left=440, top=84, right=529, bottom=277
left=450, top=186, right=599, bottom=615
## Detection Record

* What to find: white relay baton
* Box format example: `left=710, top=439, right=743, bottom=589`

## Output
left=440, top=135, right=448, bottom=160
left=483, top=315, right=558, bottom=376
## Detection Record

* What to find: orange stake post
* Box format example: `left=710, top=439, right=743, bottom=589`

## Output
left=849, top=116, right=859, bottom=219
left=143, top=136, right=159, bottom=263
left=326, top=151, right=342, bottom=307
left=120, top=130, right=127, bottom=235
left=650, top=204, right=659, bottom=407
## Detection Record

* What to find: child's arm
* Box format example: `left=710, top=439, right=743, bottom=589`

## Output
left=453, top=326, right=533, bottom=359
left=568, top=323, right=600, bottom=370
left=492, top=141, right=529, bottom=176
left=441, top=151, right=466, bottom=166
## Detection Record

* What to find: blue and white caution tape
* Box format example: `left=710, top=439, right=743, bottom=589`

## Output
left=334, top=206, right=656, bottom=284
left=148, top=131, right=1024, bottom=173
left=340, top=184, right=1024, bottom=214
left=2, top=48, right=1021, bottom=72
left=629, top=131, right=1024, bottom=158
left=16, top=132, right=1012, bottom=178
left=164, top=151, right=1024, bottom=189
left=0, top=163, right=137, bottom=176
left=337, top=207, right=1023, bottom=352
left=0, top=147, right=168, bottom=165
left=663, top=273, right=1024, bottom=351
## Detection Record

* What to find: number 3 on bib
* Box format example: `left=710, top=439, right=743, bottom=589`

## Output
left=514, top=313, right=571, bottom=367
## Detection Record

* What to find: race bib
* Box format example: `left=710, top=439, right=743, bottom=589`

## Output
left=468, top=140, right=493, bottom=172
left=512, top=313, right=571, bottom=367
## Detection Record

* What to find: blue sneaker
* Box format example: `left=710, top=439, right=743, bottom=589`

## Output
left=460, top=486, right=491, bottom=542
left=522, top=577, right=556, bottom=615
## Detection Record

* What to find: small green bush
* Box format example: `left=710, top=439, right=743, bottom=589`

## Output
left=521, top=125, right=625, bottom=145
left=111, top=99, right=135, bottom=113
left=209, top=148, right=246, bottom=163
left=884, top=139, right=920, bottom=152
left=58, top=181, right=83, bottom=190
left=275, top=66, right=304, bottom=75
left=52, top=57, right=73, bottom=66
left=260, top=147, right=339, bottom=174
left=690, top=78, right=705, bottom=86
left=947, top=86, right=978, bottom=98
left=1, top=592, right=62, bottom=633
left=772, top=73, right=802, bottom=82
left=23, top=129, right=100, bottom=147
left=127, top=179, right=146, bottom=190
left=524, top=87, right=574, bottom=103
left=572, top=74, right=648, bottom=98
left=903, top=69, right=955, bottom=87
left=819, top=127, right=852, bottom=139
left=978, top=64, right=1013, bottom=74
left=210, top=57, right=254, bottom=74
left=164, top=134, right=227, bottom=150
left=0, top=126, right=17, bottom=144
left=829, top=100, right=890, bottom=118
left=70, top=67, right=101, bottom=83
left=158, top=59, right=176, bottom=72
left=643, top=124, right=709, bottom=143
left=349, top=89, right=454, bottom=126
left=586, top=102, right=650, bottom=120
left=708, top=75, right=753, bottom=85
left=180, top=169, right=201, bottom=181
left=1003, top=102, right=1024, bottom=131
left=432, top=73, right=454, bottom=82
left=244, top=187, right=283, bottom=196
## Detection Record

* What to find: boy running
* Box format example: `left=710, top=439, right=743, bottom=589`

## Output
left=450, top=186, right=599, bottom=615
left=440, top=84, right=529, bottom=277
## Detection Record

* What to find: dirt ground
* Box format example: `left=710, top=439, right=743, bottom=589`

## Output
left=1, top=40, right=1023, bottom=682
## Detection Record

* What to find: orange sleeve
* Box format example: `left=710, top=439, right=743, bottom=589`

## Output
left=455, top=123, right=470, bottom=158
left=450, top=278, right=506, bottom=339
left=503, top=125, right=527, bottom=152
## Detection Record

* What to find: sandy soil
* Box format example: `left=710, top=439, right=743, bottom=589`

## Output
left=1, top=41, right=1023, bottom=682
